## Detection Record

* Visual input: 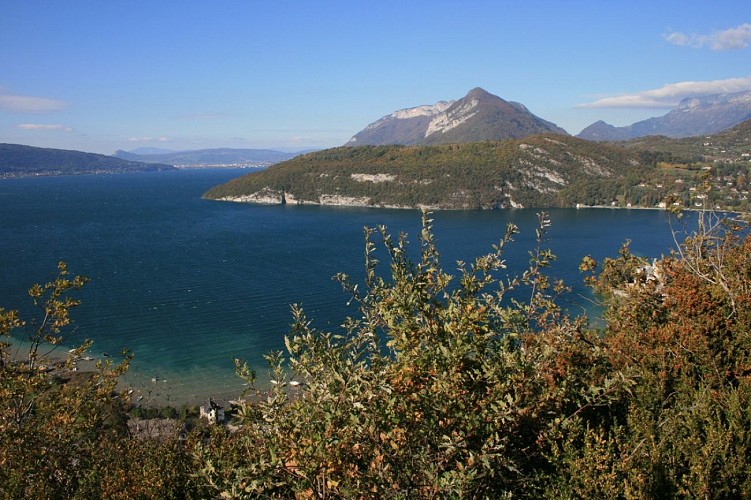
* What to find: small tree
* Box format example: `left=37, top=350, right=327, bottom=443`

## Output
left=0, top=263, right=132, bottom=497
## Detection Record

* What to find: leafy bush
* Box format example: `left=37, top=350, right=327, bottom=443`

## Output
left=0, top=263, right=193, bottom=498
left=552, top=212, right=751, bottom=498
left=195, top=213, right=624, bottom=497
left=0, top=263, right=134, bottom=496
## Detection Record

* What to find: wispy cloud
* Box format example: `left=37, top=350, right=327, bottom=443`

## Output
left=665, top=23, right=751, bottom=51
left=0, top=90, right=68, bottom=113
left=18, top=123, right=74, bottom=132
left=578, top=76, right=751, bottom=109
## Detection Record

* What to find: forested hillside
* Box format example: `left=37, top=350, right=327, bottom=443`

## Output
left=205, top=134, right=645, bottom=209
left=205, top=120, right=751, bottom=212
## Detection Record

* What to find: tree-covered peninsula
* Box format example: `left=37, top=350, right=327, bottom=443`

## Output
left=204, top=119, right=751, bottom=212
left=204, top=134, right=644, bottom=209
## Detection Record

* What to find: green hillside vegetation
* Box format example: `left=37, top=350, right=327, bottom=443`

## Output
left=618, top=120, right=751, bottom=210
left=205, top=134, right=650, bottom=209
left=0, top=143, right=175, bottom=178
left=621, top=118, right=751, bottom=163
left=205, top=120, right=751, bottom=212
left=2, top=211, right=751, bottom=497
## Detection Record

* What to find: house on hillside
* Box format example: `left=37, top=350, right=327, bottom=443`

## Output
left=200, top=398, right=225, bottom=425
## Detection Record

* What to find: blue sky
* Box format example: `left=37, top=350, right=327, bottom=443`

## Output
left=1, top=1, right=750, bottom=154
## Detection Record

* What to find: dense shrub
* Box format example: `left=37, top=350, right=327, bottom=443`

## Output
left=194, top=214, right=627, bottom=497
left=0, top=263, right=191, bottom=498
left=553, top=212, right=751, bottom=498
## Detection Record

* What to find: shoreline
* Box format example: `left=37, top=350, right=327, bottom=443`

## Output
left=211, top=194, right=749, bottom=216
left=578, top=204, right=748, bottom=217
left=5, top=339, right=246, bottom=409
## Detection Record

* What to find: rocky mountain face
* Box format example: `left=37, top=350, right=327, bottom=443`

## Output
left=578, top=90, right=751, bottom=141
left=346, top=88, right=568, bottom=146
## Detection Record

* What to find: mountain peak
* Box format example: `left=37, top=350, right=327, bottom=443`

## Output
left=576, top=120, right=632, bottom=141
left=346, top=88, right=567, bottom=146
left=465, top=87, right=494, bottom=99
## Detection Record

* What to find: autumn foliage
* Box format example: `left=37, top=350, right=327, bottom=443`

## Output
left=2, top=212, right=751, bottom=498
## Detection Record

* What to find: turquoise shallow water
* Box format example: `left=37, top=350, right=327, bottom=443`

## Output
left=0, top=169, right=687, bottom=405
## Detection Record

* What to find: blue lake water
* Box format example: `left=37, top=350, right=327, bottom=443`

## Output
left=0, top=169, right=689, bottom=404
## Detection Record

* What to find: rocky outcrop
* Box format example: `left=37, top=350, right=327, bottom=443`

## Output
left=346, top=88, right=568, bottom=146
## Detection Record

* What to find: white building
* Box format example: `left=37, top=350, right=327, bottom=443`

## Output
left=200, top=398, right=225, bottom=425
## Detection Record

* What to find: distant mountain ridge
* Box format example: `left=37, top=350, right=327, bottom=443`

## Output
left=0, top=143, right=175, bottom=178
left=346, top=88, right=568, bottom=146
left=127, top=147, right=178, bottom=155
left=578, top=90, right=751, bottom=141
left=114, top=148, right=297, bottom=166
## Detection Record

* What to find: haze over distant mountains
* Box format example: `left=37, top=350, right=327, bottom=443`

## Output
left=114, top=148, right=297, bottom=166
left=0, top=144, right=175, bottom=178
left=346, top=87, right=569, bottom=146
left=578, top=90, right=751, bottom=141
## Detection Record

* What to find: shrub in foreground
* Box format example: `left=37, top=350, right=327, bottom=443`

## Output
left=3, top=212, right=751, bottom=498
left=195, top=214, right=626, bottom=497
